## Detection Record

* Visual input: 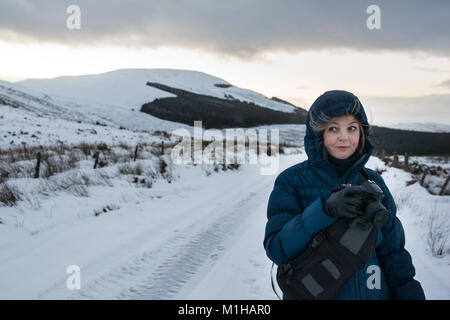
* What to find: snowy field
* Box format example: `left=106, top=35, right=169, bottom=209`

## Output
left=0, top=149, right=449, bottom=300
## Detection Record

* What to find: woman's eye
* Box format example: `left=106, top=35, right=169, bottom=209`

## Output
left=348, top=126, right=357, bottom=131
left=328, top=127, right=338, bottom=132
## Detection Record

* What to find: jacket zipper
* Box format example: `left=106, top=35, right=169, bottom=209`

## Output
left=341, top=154, right=369, bottom=183
left=323, top=152, right=369, bottom=185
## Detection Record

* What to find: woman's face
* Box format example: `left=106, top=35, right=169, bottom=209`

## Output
left=323, top=114, right=360, bottom=159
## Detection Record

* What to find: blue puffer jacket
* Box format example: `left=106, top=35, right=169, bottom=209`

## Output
left=264, top=90, right=425, bottom=300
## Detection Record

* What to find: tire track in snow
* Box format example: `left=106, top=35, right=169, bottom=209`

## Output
left=68, top=173, right=273, bottom=299
left=123, top=191, right=261, bottom=299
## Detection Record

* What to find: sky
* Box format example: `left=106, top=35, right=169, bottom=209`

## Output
left=0, top=0, right=449, bottom=125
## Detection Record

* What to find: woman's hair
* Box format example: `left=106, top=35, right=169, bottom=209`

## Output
left=309, top=99, right=368, bottom=155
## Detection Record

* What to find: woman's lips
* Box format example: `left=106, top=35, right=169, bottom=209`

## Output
left=337, top=146, right=349, bottom=149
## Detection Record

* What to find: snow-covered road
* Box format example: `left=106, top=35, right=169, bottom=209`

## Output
left=0, top=151, right=304, bottom=299
left=67, top=156, right=291, bottom=300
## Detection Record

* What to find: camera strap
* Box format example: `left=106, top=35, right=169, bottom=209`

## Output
left=357, top=167, right=369, bottom=184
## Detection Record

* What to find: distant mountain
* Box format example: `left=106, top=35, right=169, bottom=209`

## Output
left=17, top=69, right=303, bottom=114
left=382, top=122, right=450, bottom=133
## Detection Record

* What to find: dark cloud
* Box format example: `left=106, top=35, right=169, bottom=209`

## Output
left=0, top=0, right=449, bottom=58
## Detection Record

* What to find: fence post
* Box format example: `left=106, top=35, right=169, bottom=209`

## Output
left=34, top=152, right=41, bottom=178
left=404, top=153, right=409, bottom=171
left=94, top=151, right=99, bottom=169
left=439, top=175, right=450, bottom=196
left=380, top=149, right=386, bottom=161
left=420, top=168, right=428, bottom=186
left=392, top=152, right=399, bottom=167
left=134, top=145, right=139, bottom=162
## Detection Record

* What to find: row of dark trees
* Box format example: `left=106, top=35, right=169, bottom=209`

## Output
left=142, top=82, right=307, bottom=129
left=368, top=126, right=450, bottom=156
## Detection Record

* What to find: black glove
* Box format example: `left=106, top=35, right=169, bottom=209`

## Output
left=323, top=185, right=365, bottom=219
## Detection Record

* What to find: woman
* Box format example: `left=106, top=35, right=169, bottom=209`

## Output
left=264, top=90, right=425, bottom=300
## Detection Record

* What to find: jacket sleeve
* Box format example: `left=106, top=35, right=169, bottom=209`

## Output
left=372, top=172, right=426, bottom=300
left=263, top=172, right=336, bottom=266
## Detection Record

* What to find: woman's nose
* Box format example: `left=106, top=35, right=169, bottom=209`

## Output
left=338, top=132, right=349, bottom=141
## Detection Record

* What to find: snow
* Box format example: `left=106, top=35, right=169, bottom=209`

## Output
left=0, top=103, right=176, bottom=149
left=0, top=80, right=192, bottom=138
left=0, top=149, right=449, bottom=300
left=365, top=159, right=450, bottom=299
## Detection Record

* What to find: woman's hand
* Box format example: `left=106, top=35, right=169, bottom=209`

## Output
left=323, top=185, right=365, bottom=219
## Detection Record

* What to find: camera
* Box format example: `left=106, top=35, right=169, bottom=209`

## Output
left=357, top=180, right=390, bottom=227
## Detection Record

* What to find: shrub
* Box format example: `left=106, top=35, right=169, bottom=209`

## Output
left=427, top=206, right=449, bottom=257
left=159, top=159, right=167, bottom=174
left=97, top=143, right=109, bottom=152
left=118, top=162, right=144, bottom=176
left=118, top=141, right=132, bottom=151
left=0, top=168, right=10, bottom=183
left=0, top=182, right=22, bottom=207
left=78, top=142, right=94, bottom=159
left=42, top=155, right=77, bottom=178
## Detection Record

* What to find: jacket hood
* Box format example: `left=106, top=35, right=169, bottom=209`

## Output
left=304, top=90, right=373, bottom=169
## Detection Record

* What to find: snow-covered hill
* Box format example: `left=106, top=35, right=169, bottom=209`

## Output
left=1, top=70, right=307, bottom=150
left=1, top=69, right=306, bottom=149
left=0, top=103, right=166, bottom=150
left=17, top=69, right=298, bottom=114
left=0, top=80, right=192, bottom=149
